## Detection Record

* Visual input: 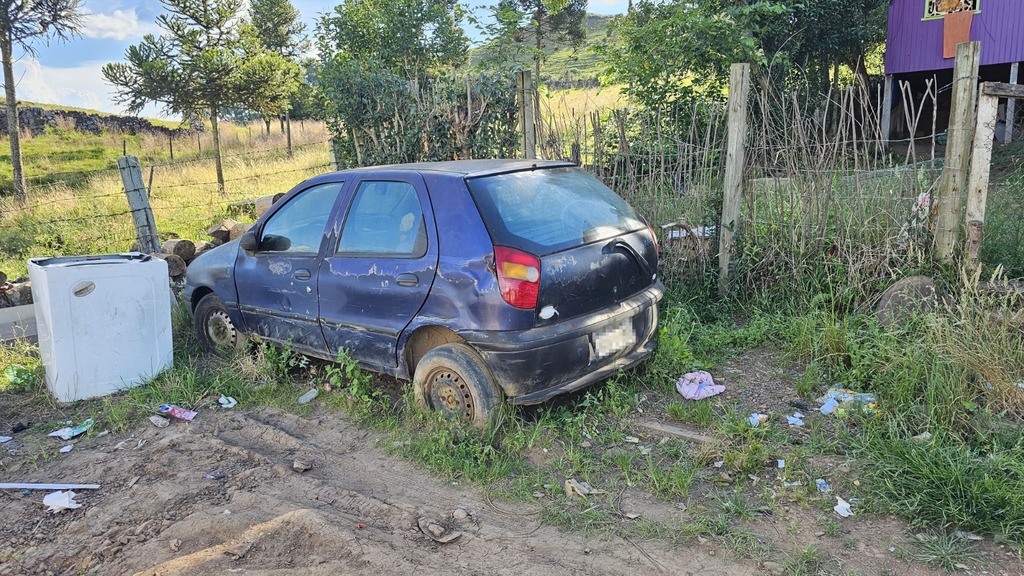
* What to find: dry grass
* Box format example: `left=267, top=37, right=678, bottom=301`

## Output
left=0, top=122, right=332, bottom=279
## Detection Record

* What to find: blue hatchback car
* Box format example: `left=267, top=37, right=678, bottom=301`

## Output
left=184, top=159, right=663, bottom=426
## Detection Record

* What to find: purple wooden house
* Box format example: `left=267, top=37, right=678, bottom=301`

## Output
left=883, top=0, right=1022, bottom=141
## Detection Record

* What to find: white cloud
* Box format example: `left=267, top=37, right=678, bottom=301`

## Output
left=82, top=9, right=161, bottom=42
left=14, top=58, right=166, bottom=119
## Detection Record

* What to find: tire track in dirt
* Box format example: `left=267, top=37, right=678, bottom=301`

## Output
left=2, top=408, right=758, bottom=575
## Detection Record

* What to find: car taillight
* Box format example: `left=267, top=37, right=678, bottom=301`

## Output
left=494, top=246, right=540, bottom=310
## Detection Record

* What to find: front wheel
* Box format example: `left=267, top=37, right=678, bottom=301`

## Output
left=194, top=293, right=248, bottom=355
left=413, top=343, right=503, bottom=429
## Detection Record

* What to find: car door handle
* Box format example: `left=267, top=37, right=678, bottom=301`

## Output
left=396, top=273, right=419, bottom=287
left=293, top=269, right=311, bottom=281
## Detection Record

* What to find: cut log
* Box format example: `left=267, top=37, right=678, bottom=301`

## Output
left=207, top=218, right=239, bottom=245
left=229, top=222, right=252, bottom=241
left=0, top=282, right=33, bottom=308
left=254, top=193, right=284, bottom=218
left=161, top=239, right=196, bottom=261
left=0, top=270, right=6, bottom=285
left=188, top=241, right=216, bottom=263
left=151, top=253, right=187, bottom=277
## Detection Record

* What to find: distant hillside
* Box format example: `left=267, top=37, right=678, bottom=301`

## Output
left=469, top=13, right=618, bottom=88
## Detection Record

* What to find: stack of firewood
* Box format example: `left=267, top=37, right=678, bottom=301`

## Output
left=0, top=270, right=32, bottom=309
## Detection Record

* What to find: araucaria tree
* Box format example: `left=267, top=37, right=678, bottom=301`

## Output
left=0, top=0, right=83, bottom=202
left=104, top=0, right=295, bottom=193
left=249, top=0, right=307, bottom=134
left=500, top=0, right=587, bottom=82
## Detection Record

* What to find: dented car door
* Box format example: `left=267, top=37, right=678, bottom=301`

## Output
left=317, top=174, right=439, bottom=371
left=234, top=180, right=347, bottom=355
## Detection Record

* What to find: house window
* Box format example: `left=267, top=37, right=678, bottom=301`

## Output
left=924, top=0, right=979, bottom=20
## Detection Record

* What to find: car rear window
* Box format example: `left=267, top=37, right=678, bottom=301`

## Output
left=466, top=167, right=646, bottom=255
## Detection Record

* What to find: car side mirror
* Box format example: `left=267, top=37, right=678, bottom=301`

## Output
left=239, top=230, right=258, bottom=254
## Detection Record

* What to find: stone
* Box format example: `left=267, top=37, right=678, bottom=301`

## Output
left=875, top=275, right=944, bottom=327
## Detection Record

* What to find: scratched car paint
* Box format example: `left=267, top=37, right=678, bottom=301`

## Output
left=184, top=159, right=664, bottom=426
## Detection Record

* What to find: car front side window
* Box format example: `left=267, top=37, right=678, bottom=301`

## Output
left=259, top=182, right=343, bottom=254
left=336, top=181, right=427, bottom=258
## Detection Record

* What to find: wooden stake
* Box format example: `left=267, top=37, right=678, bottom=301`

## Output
left=719, top=63, right=751, bottom=296
left=934, top=41, right=980, bottom=263
left=118, top=155, right=160, bottom=254
left=1004, top=62, right=1018, bottom=144
left=965, top=89, right=999, bottom=265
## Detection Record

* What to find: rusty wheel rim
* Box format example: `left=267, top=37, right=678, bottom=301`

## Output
left=427, top=368, right=475, bottom=421
left=206, top=310, right=237, bottom=349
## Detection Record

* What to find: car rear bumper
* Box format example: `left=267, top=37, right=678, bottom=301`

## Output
left=459, top=282, right=664, bottom=404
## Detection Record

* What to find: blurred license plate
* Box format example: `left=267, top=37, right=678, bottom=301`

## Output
left=592, top=318, right=635, bottom=358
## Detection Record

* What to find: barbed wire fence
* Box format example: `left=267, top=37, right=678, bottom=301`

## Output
left=0, top=129, right=335, bottom=278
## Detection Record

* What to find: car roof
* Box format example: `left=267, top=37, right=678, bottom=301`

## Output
left=333, top=159, right=577, bottom=179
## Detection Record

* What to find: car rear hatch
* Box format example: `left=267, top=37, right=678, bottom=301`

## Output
left=466, top=166, right=659, bottom=321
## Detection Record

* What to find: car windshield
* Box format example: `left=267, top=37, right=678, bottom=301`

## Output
left=466, top=167, right=645, bottom=255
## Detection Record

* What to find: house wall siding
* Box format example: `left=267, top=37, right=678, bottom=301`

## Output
left=886, top=0, right=1024, bottom=74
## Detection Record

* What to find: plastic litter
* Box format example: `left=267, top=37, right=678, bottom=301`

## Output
left=159, top=404, right=197, bottom=421
left=748, top=413, right=769, bottom=427
left=777, top=459, right=785, bottom=469
left=218, top=395, right=237, bottom=409
left=48, top=419, right=94, bottom=441
left=43, top=490, right=82, bottom=513
left=817, top=388, right=877, bottom=416
left=912, top=431, right=932, bottom=442
left=815, top=478, right=831, bottom=493
left=298, top=388, right=318, bottom=404
left=786, top=412, right=805, bottom=426
left=0, top=436, right=12, bottom=443
left=675, top=370, right=725, bottom=400
left=59, top=445, right=73, bottom=453
left=204, top=471, right=226, bottom=480
left=833, top=497, right=853, bottom=517
left=149, top=415, right=170, bottom=428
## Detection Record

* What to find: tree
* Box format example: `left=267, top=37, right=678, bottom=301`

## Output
left=249, top=0, right=307, bottom=135
left=104, top=0, right=293, bottom=193
left=250, top=0, right=308, bottom=58
left=0, top=0, right=84, bottom=201
left=499, top=0, right=587, bottom=82
left=317, top=0, right=468, bottom=76
left=601, top=0, right=888, bottom=110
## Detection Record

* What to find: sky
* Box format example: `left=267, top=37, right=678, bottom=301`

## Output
left=14, top=0, right=628, bottom=120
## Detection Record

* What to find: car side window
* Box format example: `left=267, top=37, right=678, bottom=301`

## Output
left=337, top=181, right=427, bottom=258
left=259, top=182, right=343, bottom=254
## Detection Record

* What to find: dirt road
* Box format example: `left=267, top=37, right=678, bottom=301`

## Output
left=1, top=408, right=758, bottom=575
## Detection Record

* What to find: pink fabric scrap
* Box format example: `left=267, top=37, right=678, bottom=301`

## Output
left=675, top=370, right=725, bottom=400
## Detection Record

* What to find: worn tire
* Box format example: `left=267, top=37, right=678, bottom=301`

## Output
left=413, top=343, right=503, bottom=429
left=194, top=293, right=248, bottom=355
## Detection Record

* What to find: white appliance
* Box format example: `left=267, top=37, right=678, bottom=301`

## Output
left=28, top=253, right=173, bottom=402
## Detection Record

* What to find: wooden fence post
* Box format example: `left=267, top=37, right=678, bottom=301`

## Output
left=517, top=70, right=536, bottom=159
left=934, top=41, right=980, bottom=262
left=965, top=82, right=1024, bottom=266
left=965, top=86, right=998, bottom=266
left=329, top=137, right=339, bottom=171
left=718, top=63, right=751, bottom=296
left=118, top=155, right=160, bottom=254
left=1004, top=62, right=1018, bottom=144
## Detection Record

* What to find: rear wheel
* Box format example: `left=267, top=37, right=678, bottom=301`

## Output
left=194, top=293, right=248, bottom=354
left=413, top=343, right=502, bottom=429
